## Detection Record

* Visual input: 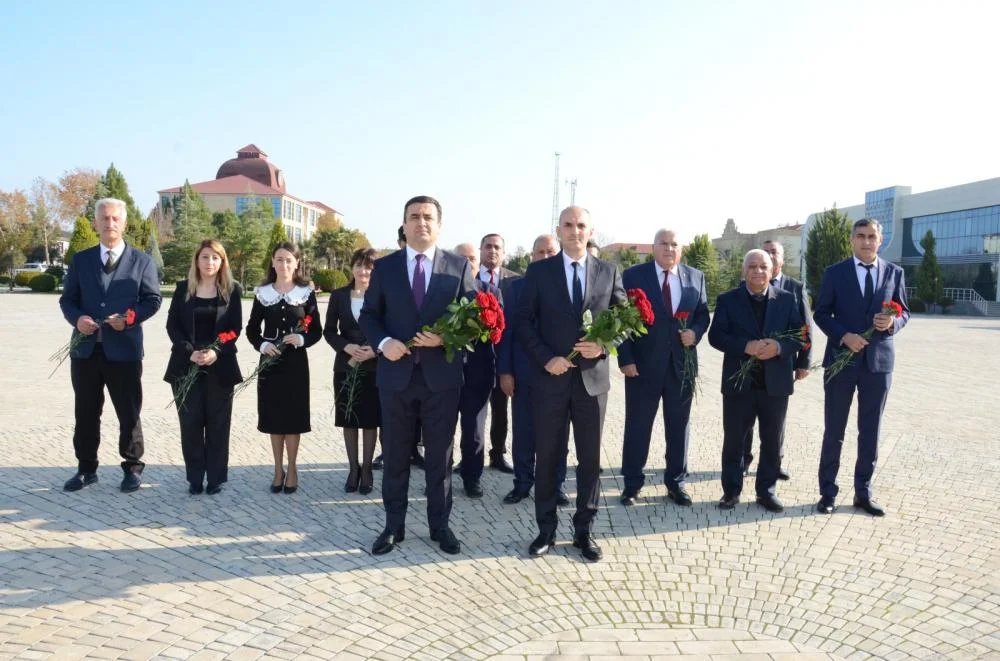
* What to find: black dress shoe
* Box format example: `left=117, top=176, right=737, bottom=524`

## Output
left=372, top=454, right=383, bottom=470
left=206, top=484, right=222, bottom=495
left=572, top=533, right=603, bottom=562
left=464, top=481, right=484, bottom=498
left=556, top=490, right=571, bottom=507
left=756, top=493, right=784, bottom=513
left=489, top=455, right=514, bottom=473
left=667, top=486, right=693, bottom=506
left=718, top=493, right=740, bottom=509
left=528, top=533, right=555, bottom=557
left=64, top=472, right=98, bottom=492
left=620, top=488, right=640, bottom=506
left=345, top=465, right=360, bottom=493
left=777, top=469, right=790, bottom=481
left=853, top=496, right=885, bottom=517
left=372, top=528, right=405, bottom=555
left=358, top=466, right=374, bottom=495
left=430, top=527, right=461, bottom=554
left=816, top=496, right=835, bottom=514
left=188, top=483, right=204, bottom=495
left=410, top=451, right=425, bottom=469
left=270, top=471, right=285, bottom=494
left=120, top=472, right=141, bottom=493
left=503, top=488, right=530, bottom=504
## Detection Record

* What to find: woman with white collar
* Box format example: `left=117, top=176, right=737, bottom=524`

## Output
left=246, top=242, right=323, bottom=494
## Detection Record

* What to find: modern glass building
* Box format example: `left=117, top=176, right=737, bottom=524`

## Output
left=802, top=178, right=1000, bottom=302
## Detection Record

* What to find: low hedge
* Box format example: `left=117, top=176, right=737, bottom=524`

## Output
left=14, top=271, right=41, bottom=287
left=29, top=273, right=58, bottom=292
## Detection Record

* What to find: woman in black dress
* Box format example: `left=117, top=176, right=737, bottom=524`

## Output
left=164, top=239, right=243, bottom=495
left=246, top=242, right=322, bottom=494
left=324, top=248, right=381, bottom=494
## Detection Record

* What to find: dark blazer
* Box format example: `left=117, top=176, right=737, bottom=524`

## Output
left=163, top=280, right=244, bottom=388
left=496, top=277, right=537, bottom=385
left=773, top=273, right=812, bottom=370
left=324, top=285, right=372, bottom=373
left=463, top=280, right=503, bottom=390
left=617, top=261, right=710, bottom=382
left=813, top=257, right=910, bottom=373
left=359, top=247, right=476, bottom=393
left=59, top=243, right=162, bottom=361
left=708, top=286, right=804, bottom=396
left=515, top=252, right=626, bottom=397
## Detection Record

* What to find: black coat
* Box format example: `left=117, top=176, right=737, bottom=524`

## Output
left=324, top=285, right=372, bottom=373
left=163, top=281, right=244, bottom=388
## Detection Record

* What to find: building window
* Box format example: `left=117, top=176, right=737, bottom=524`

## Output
left=271, top=197, right=281, bottom=218
left=296, top=204, right=302, bottom=222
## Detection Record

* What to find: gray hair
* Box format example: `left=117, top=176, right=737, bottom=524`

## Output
left=95, top=197, right=127, bottom=220
left=853, top=218, right=882, bottom=234
left=742, top=248, right=773, bottom=271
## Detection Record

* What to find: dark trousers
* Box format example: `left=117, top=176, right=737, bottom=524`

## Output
left=742, top=423, right=786, bottom=472
left=488, top=384, right=509, bottom=457
left=458, top=383, right=492, bottom=483
left=173, top=375, right=233, bottom=487
left=70, top=345, right=144, bottom=474
left=621, top=367, right=692, bottom=491
left=820, top=363, right=891, bottom=500
left=534, top=371, right=605, bottom=536
left=722, top=388, right=788, bottom=497
left=380, top=367, right=460, bottom=532
left=511, top=382, right=568, bottom=493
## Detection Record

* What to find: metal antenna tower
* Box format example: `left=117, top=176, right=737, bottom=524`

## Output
left=551, top=152, right=561, bottom=233
left=566, top=177, right=578, bottom=206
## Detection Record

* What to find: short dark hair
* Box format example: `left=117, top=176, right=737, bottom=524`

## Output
left=397, top=225, right=406, bottom=244
left=263, top=241, right=309, bottom=287
left=348, top=248, right=378, bottom=288
left=853, top=218, right=883, bottom=234
left=586, top=239, right=600, bottom=250
left=403, top=195, right=442, bottom=221
left=480, top=233, right=504, bottom=248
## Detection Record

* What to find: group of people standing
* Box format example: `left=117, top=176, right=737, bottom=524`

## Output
left=57, top=196, right=908, bottom=563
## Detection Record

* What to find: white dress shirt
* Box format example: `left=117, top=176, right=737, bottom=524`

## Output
left=655, top=263, right=681, bottom=315
left=100, top=242, right=125, bottom=267
left=562, top=251, right=587, bottom=301
left=853, top=256, right=879, bottom=295
left=406, top=245, right=435, bottom=293
left=479, top=265, right=500, bottom=286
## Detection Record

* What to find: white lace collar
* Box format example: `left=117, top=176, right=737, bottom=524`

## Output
left=255, top=284, right=312, bottom=306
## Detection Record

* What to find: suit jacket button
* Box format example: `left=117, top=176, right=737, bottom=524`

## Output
left=100, top=302, right=106, bottom=307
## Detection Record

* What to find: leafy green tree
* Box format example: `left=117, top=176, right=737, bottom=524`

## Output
left=262, top=219, right=289, bottom=274
left=916, top=229, right=943, bottom=308
left=63, top=215, right=100, bottom=267
left=313, top=226, right=363, bottom=270
left=614, top=247, right=642, bottom=269
left=145, top=226, right=164, bottom=283
left=503, top=248, right=530, bottom=274
left=228, top=199, right=272, bottom=288
left=804, top=206, right=853, bottom=304
left=717, top=245, right=746, bottom=292
left=683, top=233, right=721, bottom=304
left=85, top=163, right=153, bottom=250
left=212, top=210, right=238, bottom=239
left=161, top=181, right=213, bottom=281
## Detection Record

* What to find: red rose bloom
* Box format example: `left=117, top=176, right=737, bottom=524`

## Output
left=674, top=311, right=689, bottom=321
left=489, top=329, right=503, bottom=345
left=481, top=308, right=499, bottom=327
left=476, top=291, right=492, bottom=309
left=125, top=309, right=136, bottom=325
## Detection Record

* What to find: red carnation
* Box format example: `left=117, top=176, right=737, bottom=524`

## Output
left=125, top=309, right=136, bottom=325
left=302, top=314, right=312, bottom=331
left=674, top=311, right=689, bottom=321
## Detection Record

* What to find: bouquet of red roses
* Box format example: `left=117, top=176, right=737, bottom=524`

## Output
left=49, top=309, right=136, bottom=377
left=567, top=288, right=654, bottom=360
left=233, top=314, right=313, bottom=397
left=823, top=300, right=903, bottom=383
left=168, top=331, right=239, bottom=410
left=407, top=290, right=505, bottom=362
left=729, top=324, right=811, bottom=391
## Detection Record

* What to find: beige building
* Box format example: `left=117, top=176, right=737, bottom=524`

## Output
left=158, top=144, right=342, bottom=243
left=711, top=218, right=802, bottom=278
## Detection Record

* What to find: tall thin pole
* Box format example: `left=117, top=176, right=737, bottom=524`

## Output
left=551, top=152, right=561, bottom=234
left=567, top=178, right=577, bottom=206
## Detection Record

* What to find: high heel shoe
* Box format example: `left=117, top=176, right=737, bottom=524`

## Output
left=358, top=465, right=374, bottom=495
left=345, top=465, right=360, bottom=493
left=283, top=470, right=298, bottom=494
left=270, top=470, right=285, bottom=494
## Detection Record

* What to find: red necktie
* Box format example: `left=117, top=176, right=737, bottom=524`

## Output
left=489, top=271, right=495, bottom=286
left=662, top=272, right=673, bottom=314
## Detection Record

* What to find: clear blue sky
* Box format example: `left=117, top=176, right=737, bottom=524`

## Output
left=2, top=0, right=998, bottom=251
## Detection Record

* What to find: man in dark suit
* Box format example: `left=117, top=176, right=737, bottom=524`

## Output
left=708, top=249, right=804, bottom=512
left=813, top=218, right=909, bottom=517
left=496, top=234, right=569, bottom=505
left=742, top=239, right=812, bottom=480
left=477, top=233, right=516, bottom=473
left=453, top=243, right=502, bottom=498
left=618, top=229, right=710, bottom=507
left=58, top=198, right=162, bottom=493
left=516, top=206, right=626, bottom=562
left=360, top=196, right=476, bottom=555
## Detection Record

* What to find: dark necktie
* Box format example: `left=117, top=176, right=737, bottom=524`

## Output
left=861, top=263, right=874, bottom=308
left=662, top=271, right=673, bottom=314
left=572, top=262, right=584, bottom=320
left=489, top=271, right=495, bottom=286
left=103, top=252, right=118, bottom=275
left=412, top=254, right=426, bottom=310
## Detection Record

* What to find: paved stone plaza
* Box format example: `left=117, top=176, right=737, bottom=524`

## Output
left=1, top=291, right=998, bottom=661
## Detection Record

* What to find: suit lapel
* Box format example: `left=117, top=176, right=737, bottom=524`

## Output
left=421, top=248, right=450, bottom=322
left=554, top=253, right=574, bottom=315
left=583, top=255, right=599, bottom=312
left=645, top=262, right=666, bottom=317
left=737, top=287, right=761, bottom=337
left=761, top=286, right=778, bottom=334
left=395, top=249, right=419, bottom=317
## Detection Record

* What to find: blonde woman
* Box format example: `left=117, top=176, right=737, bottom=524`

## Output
left=164, top=239, right=244, bottom=495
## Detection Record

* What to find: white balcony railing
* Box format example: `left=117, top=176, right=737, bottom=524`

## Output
left=904, top=287, right=989, bottom=315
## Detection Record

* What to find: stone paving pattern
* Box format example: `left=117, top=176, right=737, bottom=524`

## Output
left=0, top=292, right=998, bottom=660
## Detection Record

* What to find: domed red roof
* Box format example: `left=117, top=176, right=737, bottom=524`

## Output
left=216, top=144, right=286, bottom=193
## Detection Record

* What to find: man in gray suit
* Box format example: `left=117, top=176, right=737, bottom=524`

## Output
left=58, top=198, right=162, bottom=493
left=360, top=195, right=476, bottom=556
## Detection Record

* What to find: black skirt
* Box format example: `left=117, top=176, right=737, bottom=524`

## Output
left=257, top=345, right=311, bottom=434
left=333, top=363, right=380, bottom=429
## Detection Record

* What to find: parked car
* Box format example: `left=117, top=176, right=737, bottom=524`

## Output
left=15, top=263, right=48, bottom=273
